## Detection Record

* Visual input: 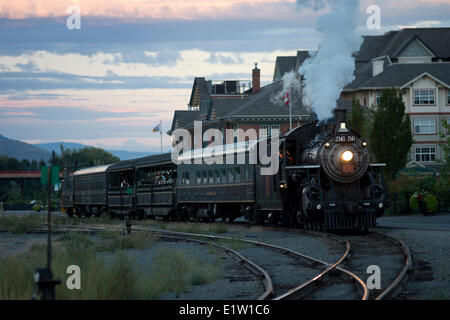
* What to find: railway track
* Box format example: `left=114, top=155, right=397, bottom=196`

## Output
left=52, top=223, right=369, bottom=300
left=18, top=217, right=411, bottom=300
left=335, top=231, right=412, bottom=300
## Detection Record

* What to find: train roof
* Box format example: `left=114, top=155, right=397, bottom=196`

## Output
left=108, top=152, right=173, bottom=171
left=176, top=139, right=261, bottom=163
left=74, top=165, right=112, bottom=176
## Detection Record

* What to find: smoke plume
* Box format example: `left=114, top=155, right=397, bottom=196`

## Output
left=298, top=0, right=363, bottom=120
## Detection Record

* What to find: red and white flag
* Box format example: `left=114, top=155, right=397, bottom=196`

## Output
left=283, top=91, right=289, bottom=106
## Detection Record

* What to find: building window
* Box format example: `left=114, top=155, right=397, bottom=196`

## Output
left=414, top=118, right=436, bottom=134
left=447, top=89, right=450, bottom=105
left=260, top=124, right=280, bottom=138
left=414, top=89, right=435, bottom=105
left=259, top=125, right=269, bottom=139
left=271, top=125, right=281, bottom=137
left=376, top=91, right=382, bottom=106
left=415, top=147, right=436, bottom=162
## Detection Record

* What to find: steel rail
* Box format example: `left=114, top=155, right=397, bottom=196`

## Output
left=66, top=223, right=368, bottom=300
left=372, top=232, right=412, bottom=300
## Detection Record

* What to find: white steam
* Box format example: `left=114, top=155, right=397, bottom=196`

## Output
left=298, top=0, right=363, bottom=120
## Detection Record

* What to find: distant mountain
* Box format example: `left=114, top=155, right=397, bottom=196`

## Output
left=35, top=142, right=158, bottom=160
left=0, top=135, right=50, bottom=161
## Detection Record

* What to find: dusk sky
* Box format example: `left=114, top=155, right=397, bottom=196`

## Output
left=1, top=0, right=449, bottom=152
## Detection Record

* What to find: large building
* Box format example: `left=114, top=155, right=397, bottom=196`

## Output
left=169, top=28, right=450, bottom=166
left=168, top=61, right=350, bottom=148
left=342, top=28, right=450, bottom=166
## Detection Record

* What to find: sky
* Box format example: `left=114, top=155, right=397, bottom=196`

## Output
left=0, top=0, right=449, bottom=152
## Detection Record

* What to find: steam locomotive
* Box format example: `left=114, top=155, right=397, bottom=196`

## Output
left=61, top=108, right=387, bottom=231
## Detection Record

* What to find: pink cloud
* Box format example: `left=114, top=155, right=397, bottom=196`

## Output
left=0, top=0, right=300, bottom=20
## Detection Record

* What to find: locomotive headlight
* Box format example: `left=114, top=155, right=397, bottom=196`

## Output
left=341, top=150, right=354, bottom=162
left=362, top=141, right=368, bottom=147
left=324, top=142, right=330, bottom=148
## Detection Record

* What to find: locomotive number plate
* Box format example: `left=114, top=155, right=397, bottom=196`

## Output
left=335, top=135, right=356, bottom=143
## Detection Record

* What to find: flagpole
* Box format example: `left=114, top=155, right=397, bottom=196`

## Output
left=289, top=88, right=292, bottom=131
left=160, top=120, right=162, bottom=153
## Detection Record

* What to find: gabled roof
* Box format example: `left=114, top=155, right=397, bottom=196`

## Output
left=273, top=50, right=311, bottom=81
left=355, top=28, right=450, bottom=63
left=188, top=77, right=211, bottom=107
left=224, top=81, right=308, bottom=117
left=168, top=110, right=200, bottom=134
left=273, top=56, right=297, bottom=81
left=345, top=62, right=450, bottom=90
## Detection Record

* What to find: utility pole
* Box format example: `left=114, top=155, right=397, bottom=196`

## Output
left=160, top=120, right=163, bottom=153
left=289, top=87, right=292, bottom=131
left=33, top=166, right=60, bottom=300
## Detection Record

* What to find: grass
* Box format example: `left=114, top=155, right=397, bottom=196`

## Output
left=138, top=220, right=229, bottom=235
left=95, top=232, right=157, bottom=252
left=217, top=238, right=250, bottom=251
left=146, top=248, right=222, bottom=298
left=0, top=214, right=43, bottom=234
left=0, top=231, right=222, bottom=299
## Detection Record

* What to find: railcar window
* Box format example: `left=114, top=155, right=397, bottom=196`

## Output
left=246, top=166, right=250, bottom=182
left=221, top=168, right=226, bottom=182
left=185, top=172, right=190, bottom=185
left=215, top=169, right=220, bottom=183
left=208, top=170, right=213, bottom=184
left=235, top=167, right=241, bottom=182
left=196, top=171, right=201, bottom=184
left=202, top=170, right=207, bottom=184
left=227, top=168, right=234, bottom=182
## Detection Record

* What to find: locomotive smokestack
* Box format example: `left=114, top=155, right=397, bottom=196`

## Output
left=334, top=107, right=348, bottom=133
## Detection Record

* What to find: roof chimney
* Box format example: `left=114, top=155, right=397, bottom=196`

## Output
left=372, top=60, right=384, bottom=77
left=252, top=62, right=260, bottom=94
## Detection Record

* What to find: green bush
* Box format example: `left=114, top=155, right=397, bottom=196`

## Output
left=409, top=195, right=419, bottom=210
left=0, top=214, right=43, bottom=234
left=424, top=193, right=438, bottom=213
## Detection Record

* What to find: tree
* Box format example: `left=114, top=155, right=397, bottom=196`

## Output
left=439, top=119, right=450, bottom=176
left=348, top=98, right=367, bottom=137
left=370, top=88, right=413, bottom=180
left=57, top=145, right=120, bottom=170
left=49, top=150, right=59, bottom=166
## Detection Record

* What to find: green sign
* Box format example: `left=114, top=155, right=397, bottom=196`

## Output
left=126, top=187, right=133, bottom=195
left=40, top=166, right=60, bottom=185
left=40, top=166, right=48, bottom=185
left=51, top=166, right=60, bottom=185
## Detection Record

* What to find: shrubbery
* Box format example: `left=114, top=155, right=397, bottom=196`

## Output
left=388, top=175, right=449, bottom=215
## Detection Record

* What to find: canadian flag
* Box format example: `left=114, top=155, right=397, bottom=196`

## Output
left=283, top=91, right=289, bottom=106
